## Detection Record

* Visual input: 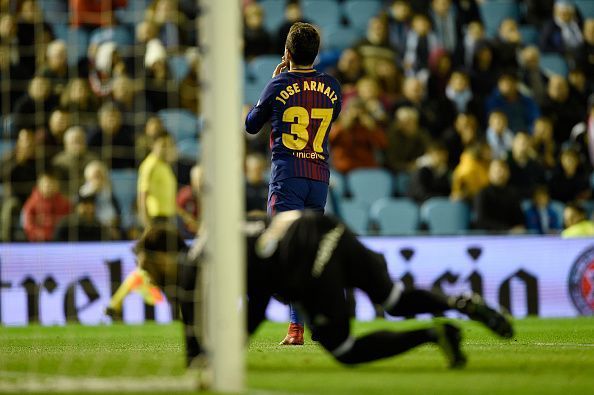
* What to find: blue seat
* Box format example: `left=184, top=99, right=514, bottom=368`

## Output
left=260, top=0, right=287, bottom=34
left=347, top=168, right=393, bottom=205
left=420, top=197, right=470, bottom=235
left=540, top=53, right=568, bottom=77
left=116, top=0, right=152, bottom=25
left=51, top=23, right=69, bottom=42
left=169, top=55, right=190, bottom=82
left=370, top=197, right=420, bottom=235
left=158, top=109, right=201, bottom=141
left=250, top=55, right=281, bottom=85
left=519, top=25, right=539, bottom=46
left=302, top=0, right=341, bottom=29
left=550, top=200, right=565, bottom=224
left=575, top=0, right=594, bottom=18
left=0, top=140, right=14, bottom=158
left=339, top=199, right=369, bottom=235
left=322, top=25, right=361, bottom=51
left=393, top=171, right=412, bottom=197
left=329, top=170, right=347, bottom=198
left=39, top=0, right=68, bottom=24
left=344, top=0, right=383, bottom=32
left=67, top=28, right=90, bottom=66
left=479, top=0, right=520, bottom=37
left=177, top=138, right=200, bottom=161
left=110, top=169, right=138, bottom=228
left=89, top=26, right=134, bottom=49
left=244, top=78, right=267, bottom=105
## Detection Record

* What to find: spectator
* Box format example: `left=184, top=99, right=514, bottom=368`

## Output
left=52, top=126, right=99, bottom=197
left=442, top=112, right=480, bottom=168
left=451, top=142, right=491, bottom=201
left=540, top=75, right=585, bottom=145
left=427, top=48, right=453, bottom=99
left=403, top=13, right=439, bottom=79
left=524, top=185, right=562, bottom=234
left=145, top=0, right=189, bottom=50
left=177, top=164, right=202, bottom=236
left=540, top=0, right=583, bottom=56
left=112, top=75, right=147, bottom=131
left=137, top=131, right=178, bottom=227
left=89, top=41, right=127, bottom=98
left=22, top=171, right=71, bottom=242
left=373, top=58, right=403, bottom=103
left=485, top=72, right=540, bottom=132
left=40, top=40, right=68, bottom=96
left=523, top=0, right=555, bottom=28
left=12, top=74, right=58, bottom=132
left=243, top=2, right=272, bottom=60
left=474, top=159, right=525, bottom=232
left=79, top=160, right=121, bottom=234
left=70, top=0, right=128, bottom=29
left=54, top=194, right=107, bottom=242
left=88, top=101, right=136, bottom=169
left=135, top=114, right=166, bottom=161
left=357, top=17, right=398, bottom=75
left=329, top=98, right=387, bottom=173
left=386, top=107, right=430, bottom=172
left=549, top=147, right=591, bottom=203
left=388, top=0, right=412, bottom=54
left=444, top=70, right=482, bottom=119
left=179, top=47, right=200, bottom=115
left=454, top=0, right=482, bottom=27
left=470, top=41, right=498, bottom=101
left=506, top=132, right=546, bottom=199
left=561, top=201, right=594, bottom=237
left=567, top=68, right=588, bottom=105
left=408, top=142, right=451, bottom=202
left=245, top=153, right=269, bottom=214
left=15, top=0, right=53, bottom=82
left=143, top=38, right=178, bottom=112
left=492, top=18, right=522, bottom=71
left=60, top=78, right=99, bottom=129
left=0, top=128, right=38, bottom=241
left=347, top=76, right=390, bottom=126
left=486, top=110, right=514, bottom=160
left=518, top=46, right=548, bottom=105
left=532, top=116, right=557, bottom=170
left=578, top=19, right=594, bottom=92
left=463, top=21, right=485, bottom=68
left=274, top=1, right=308, bottom=54
left=429, top=0, right=463, bottom=61
left=37, top=107, right=71, bottom=161
left=331, top=48, right=365, bottom=90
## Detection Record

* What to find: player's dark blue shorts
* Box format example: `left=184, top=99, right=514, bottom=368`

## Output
left=267, top=178, right=328, bottom=216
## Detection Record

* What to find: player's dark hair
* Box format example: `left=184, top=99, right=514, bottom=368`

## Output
left=285, top=22, right=320, bottom=66
left=134, top=225, right=188, bottom=254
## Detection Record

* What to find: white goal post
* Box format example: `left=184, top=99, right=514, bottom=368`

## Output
left=199, top=0, right=246, bottom=393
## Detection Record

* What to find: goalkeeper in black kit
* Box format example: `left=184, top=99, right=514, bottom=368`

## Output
left=128, top=212, right=513, bottom=368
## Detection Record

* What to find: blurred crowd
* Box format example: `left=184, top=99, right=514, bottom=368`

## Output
left=1, top=0, right=594, bottom=242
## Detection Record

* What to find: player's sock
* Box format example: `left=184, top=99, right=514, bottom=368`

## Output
left=107, top=269, right=163, bottom=312
left=332, top=329, right=437, bottom=365
left=289, top=303, right=304, bottom=325
left=385, top=289, right=450, bottom=317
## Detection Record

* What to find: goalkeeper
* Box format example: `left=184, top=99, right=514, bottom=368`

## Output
left=111, top=212, right=513, bottom=368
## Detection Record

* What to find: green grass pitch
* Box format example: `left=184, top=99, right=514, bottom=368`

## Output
left=0, top=318, right=593, bottom=394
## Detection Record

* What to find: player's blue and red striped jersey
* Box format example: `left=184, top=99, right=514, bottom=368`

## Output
left=245, top=70, right=342, bottom=184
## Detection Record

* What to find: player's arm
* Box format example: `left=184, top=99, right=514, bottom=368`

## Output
left=245, top=58, right=285, bottom=134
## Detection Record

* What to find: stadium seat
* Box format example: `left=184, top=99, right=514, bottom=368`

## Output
left=339, top=199, right=369, bottom=235
left=67, top=28, right=90, bottom=67
left=244, top=78, right=267, bottom=105
left=344, top=0, right=383, bottom=32
left=110, top=169, right=138, bottom=229
left=250, top=55, right=282, bottom=85
left=89, top=26, right=134, bottom=49
left=575, top=0, right=594, bottom=18
left=370, top=197, right=420, bottom=235
left=51, top=24, right=69, bottom=42
left=302, top=0, right=341, bottom=30
left=420, top=197, right=470, bottom=235
left=157, top=109, right=201, bottom=141
left=169, top=55, right=190, bottom=82
left=479, top=0, right=520, bottom=37
left=115, top=0, right=152, bottom=25
left=0, top=140, right=14, bottom=158
left=550, top=200, right=565, bottom=224
left=347, top=168, right=393, bottom=205
left=260, top=0, right=287, bottom=34
left=322, top=25, right=361, bottom=51
left=330, top=170, right=347, bottom=198
left=393, top=171, right=412, bottom=197
left=177, top=138, right=200, bottom=161
left=518, top=25, right=539, bottom=46
left=540, top=53, right=568, bottom=77
left=39, top=0, right=68, bottom=24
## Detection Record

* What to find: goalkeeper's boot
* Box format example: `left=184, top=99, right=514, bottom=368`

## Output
left=452, top=292, right=514, bottom=339
left=435, top=322, right=467, bottom=369
left=280, top=323, right=304, bottom=345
